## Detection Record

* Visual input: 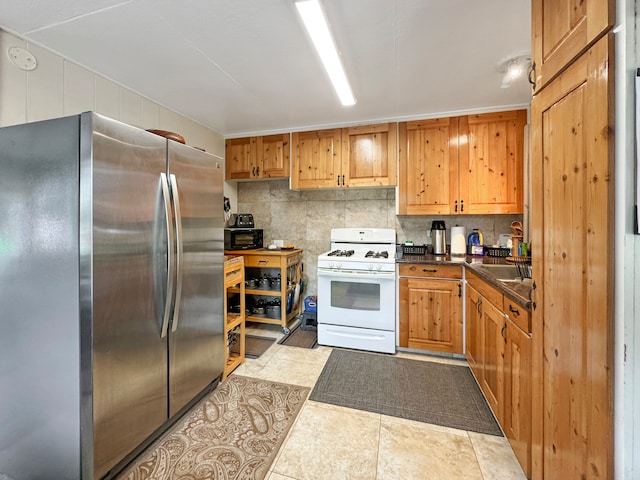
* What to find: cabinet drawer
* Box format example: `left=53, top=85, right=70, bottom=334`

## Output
left=399, top=264, right=462, bottom=279
left=504, top=298, right=531, bottom=334
left=244, top=256, right=280, bottom=268
left=466, top=270, right=503, bottom=311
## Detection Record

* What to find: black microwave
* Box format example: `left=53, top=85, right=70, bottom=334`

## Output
left=224, top=228, right=263, bottom=250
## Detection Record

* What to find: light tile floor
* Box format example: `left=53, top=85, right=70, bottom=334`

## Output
left=234, top=323, right=527, bottom=480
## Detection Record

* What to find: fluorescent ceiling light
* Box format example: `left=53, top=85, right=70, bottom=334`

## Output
left=295, top=0, right=356, bottom=106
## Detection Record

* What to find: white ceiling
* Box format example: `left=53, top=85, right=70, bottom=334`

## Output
left=0, top=0, right=532, bottom=136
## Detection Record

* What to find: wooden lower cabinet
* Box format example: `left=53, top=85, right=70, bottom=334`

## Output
left=480, top=298, right=505, bottom=421
left=504, top=319, right=532, bottom=477
left=465, top=285, right=483, bottom=376
left=466, top=271, right=532, bottom=478
left=398, top=264, right=463, bottom=354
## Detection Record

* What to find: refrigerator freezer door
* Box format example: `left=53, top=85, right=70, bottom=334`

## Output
left=0, top=116, right=82, bottom=480
left=85, top=114, right=170, bottom=478
left=167, top=142, right=224, bottom=417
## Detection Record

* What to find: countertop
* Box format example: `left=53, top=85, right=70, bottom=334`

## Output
left=397, top=253, right=533, bottom=309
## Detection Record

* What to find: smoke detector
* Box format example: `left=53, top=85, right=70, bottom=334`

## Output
left=7, top=46, right=37, bottom=71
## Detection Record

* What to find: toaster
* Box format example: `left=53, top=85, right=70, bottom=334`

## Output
left=230, top=213, right=254, bottom=228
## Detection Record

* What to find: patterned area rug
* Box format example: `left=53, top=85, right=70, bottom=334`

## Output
left=117, top=375, right=309, bottom=480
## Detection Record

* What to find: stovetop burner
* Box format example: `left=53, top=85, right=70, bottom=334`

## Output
left=327, top=249, right=355, bottom=257
left=365, top=250, right=389, bottom=259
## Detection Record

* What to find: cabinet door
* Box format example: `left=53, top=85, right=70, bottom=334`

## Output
left=257, top=133, right=290, bottom=178
left=225, top=137, right=256, bottom=179
left=399, top=277, right=463, bottom=354
left=504, top=320, right=532, bottom=479
left=480, top=298, right=505, bottom=423
left=530, top=35, right=613, bottom=480
left=460, top=110, right=526, bottom=214
left=465, top=285, right=483, bottom=376
left=291, top=129, right=342, bottom=189
left=531, top=0, right=613, bottom=92
left=398, top=118, right=459, bottom=214
left=342, top=123, right=397, bottom=188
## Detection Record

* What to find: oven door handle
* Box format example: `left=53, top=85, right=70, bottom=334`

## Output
left=317, top=268, right=395, bottom=280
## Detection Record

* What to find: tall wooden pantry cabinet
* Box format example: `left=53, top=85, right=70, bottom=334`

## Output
left=530, top=0, right=615, bottom=478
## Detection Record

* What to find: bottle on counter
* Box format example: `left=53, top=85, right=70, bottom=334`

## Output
left=467, top=228, right=484, bottom=256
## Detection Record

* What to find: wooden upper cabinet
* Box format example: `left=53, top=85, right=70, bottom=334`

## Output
left=291, top=128, right=342, bottom=189
left=398, top=118, right=459, bottom=215
left=398, top=110, right=525, bottom=215
left=460, top=110, right=527, bottom=214
left=341, top=123, right=397, bottom=188
left=225, top=137, right=255, bottom=180
left=531, top=0, right=614, bottom=93
left=291, top=123, right=396, bottom=189
left=225, top=133, right=290, bottom=180
left=257, top=133, right=290, bottom=178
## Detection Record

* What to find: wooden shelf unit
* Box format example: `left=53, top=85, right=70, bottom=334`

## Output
left=223, top=255, right=245, bottom=380
left=225, top=248, right=303, bottom=333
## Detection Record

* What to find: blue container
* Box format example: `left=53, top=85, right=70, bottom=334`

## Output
left=304, top=295, right=317, bottom=313
left=467, top=228, right=484, bottom=255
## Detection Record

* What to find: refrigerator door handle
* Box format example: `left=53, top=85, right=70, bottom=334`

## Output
left=159, top=172, right=175, bottom=338
left=169, top=173, right=184, bottom=332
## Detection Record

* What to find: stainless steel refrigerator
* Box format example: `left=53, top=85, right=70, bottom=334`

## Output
left=0, top=112, right=225, bottom=480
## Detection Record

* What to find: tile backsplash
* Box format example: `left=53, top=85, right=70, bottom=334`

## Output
left=236, top=179, right=522, bottom=295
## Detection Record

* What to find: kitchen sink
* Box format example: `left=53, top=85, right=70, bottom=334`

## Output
left=474, top=264, right=523, bottom=281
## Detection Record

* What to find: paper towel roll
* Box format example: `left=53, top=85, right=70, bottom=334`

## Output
left=450, top=226, right=467, bottom=256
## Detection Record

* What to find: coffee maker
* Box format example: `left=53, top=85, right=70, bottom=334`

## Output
left=431, top=220, right=446, bottom=255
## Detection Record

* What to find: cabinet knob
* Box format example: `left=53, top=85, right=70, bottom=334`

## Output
left=460, top=199, right=464, bottom=212
left=454, top=200, right=458, bottom=213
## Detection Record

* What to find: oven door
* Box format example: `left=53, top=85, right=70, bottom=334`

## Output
left=317, top=268, right=396, bottom=330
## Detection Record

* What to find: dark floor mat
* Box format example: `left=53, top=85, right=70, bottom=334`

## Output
left=278, top=324, right=317, bottom=349
left=309, top=349, right=502, bottom=436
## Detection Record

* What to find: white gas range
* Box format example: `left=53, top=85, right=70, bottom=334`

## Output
left=317, top=228, right=396, bottom=354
